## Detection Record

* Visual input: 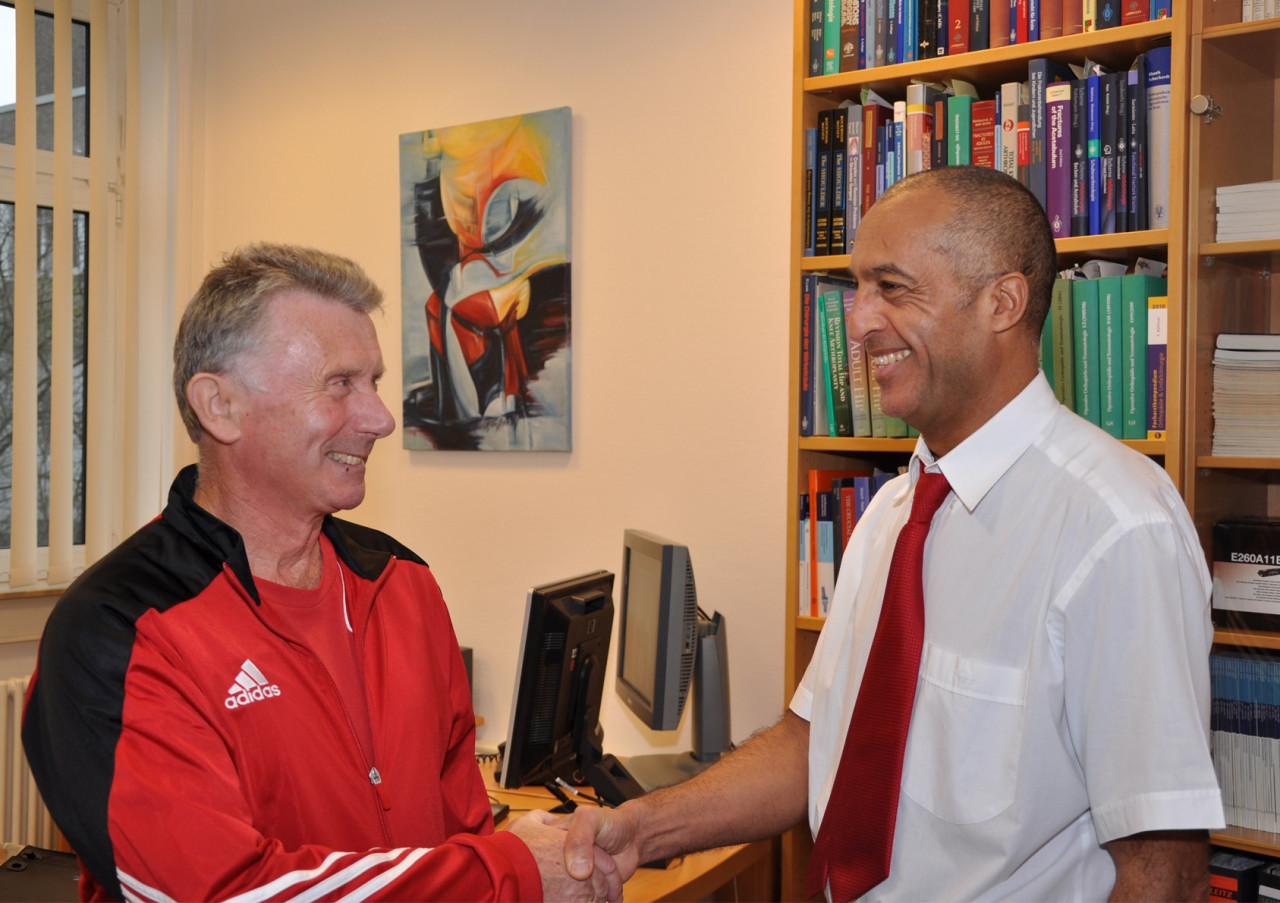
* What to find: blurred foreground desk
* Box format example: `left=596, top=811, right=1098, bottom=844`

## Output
left=487, top=776, right=777, bottom=902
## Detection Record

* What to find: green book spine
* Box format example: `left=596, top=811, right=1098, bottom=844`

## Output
left=1051, top=277, right=1075, bottom=409
left=1098, top=275, right=1124, bottom=438
left=1121, top=274, right=1164, bottom=439
left=842, top=289, right=874, bottom=436
left=823, top=0, right=840, bottom=74
left=1071, top=277, right=1101, bottom=425
left=823, top=289, right=855, bottom=437
left=868, top=379, right=887, bottom=437
left=947, top=95, right=975, bottom=165
left=816, top=292, right=837, bottom=436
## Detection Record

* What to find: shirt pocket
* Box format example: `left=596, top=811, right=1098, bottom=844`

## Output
left=901, top=642, right=1028, bottom=824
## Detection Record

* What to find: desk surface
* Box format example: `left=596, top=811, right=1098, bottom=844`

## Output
left=485, top=771, right=775, bottom=903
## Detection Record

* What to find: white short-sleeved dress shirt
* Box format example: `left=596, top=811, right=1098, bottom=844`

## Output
left=791, top=372, right=1225, bottom=901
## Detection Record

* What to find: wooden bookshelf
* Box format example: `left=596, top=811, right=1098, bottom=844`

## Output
left=784, top=3, right=1193, bottom=896
left=1184, top=4, right=1280, bottom=860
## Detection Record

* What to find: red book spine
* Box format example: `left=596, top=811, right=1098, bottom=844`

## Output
left=949, top=0, right=971, bottom=54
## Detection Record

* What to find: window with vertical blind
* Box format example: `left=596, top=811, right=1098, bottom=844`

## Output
left=1, top=0, right=96, bottom=590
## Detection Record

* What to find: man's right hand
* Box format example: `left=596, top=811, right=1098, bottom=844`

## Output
left=509, top=810, right=628, bottom=902
left=562, top=802, right=643, bottom=885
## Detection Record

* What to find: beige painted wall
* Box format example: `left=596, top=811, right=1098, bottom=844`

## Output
left=192, top=0, right=793, bottom=759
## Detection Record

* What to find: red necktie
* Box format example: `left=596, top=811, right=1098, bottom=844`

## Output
left=807, top=471, right=953, bottom=902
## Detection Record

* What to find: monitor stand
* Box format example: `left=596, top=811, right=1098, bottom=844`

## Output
left=622, top=751, right=712, bottom=792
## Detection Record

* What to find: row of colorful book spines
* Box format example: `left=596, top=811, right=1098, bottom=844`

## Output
left=803, top=69, right=1161, bottom=257
left=811, top=0, right=1173, bottom=77
left=1213, top=653, right=1280, bottom=707
left=1038, top=282, right=1168, bottom=439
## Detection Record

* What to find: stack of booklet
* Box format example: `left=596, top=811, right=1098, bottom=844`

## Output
left=1217, top=181, right=1280, bottom=242
left=1213, top=334, right=1280, bottom=455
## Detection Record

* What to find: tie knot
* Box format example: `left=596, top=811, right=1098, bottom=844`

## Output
left=909, top=472, right=952, bottom=524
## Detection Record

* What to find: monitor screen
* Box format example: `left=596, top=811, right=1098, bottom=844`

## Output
left=615, top=529, right=731, bottom=791
left=616, top=529, right=698, bottom=730
left=497, top=570, right=645, bottom=806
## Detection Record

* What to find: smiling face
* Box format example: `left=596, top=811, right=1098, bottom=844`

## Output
left=228, top=289, right=396, bottom=521
left=846, top=188, right=1020, bottom=455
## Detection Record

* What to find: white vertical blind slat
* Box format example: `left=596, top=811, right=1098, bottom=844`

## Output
left=47, top=0, right=76, bottom=586
left=85, top=0, right=114, bottom=561
left=10, top=0, right=40, bottom=589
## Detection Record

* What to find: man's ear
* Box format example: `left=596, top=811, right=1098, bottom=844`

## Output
left=986, top=272, right=1030, bottom=335
left=185, top=373, right=242, bottom=445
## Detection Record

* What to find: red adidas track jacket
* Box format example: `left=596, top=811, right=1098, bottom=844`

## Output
left=22, top=465, right=541, bottom=901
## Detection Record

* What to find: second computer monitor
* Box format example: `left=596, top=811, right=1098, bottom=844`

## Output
left=616, top=528, right=730, bottom=790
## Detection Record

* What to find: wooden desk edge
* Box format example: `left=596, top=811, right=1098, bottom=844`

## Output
left=486, top=773, right=775, bottom=902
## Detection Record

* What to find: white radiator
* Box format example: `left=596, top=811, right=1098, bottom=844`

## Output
left=1, top=675, right=59, bottom=849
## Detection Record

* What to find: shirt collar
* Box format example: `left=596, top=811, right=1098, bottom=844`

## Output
left=909, top=371, right=1057, bottom=513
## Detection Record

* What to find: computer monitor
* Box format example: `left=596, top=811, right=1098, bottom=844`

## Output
left=497, top=570, right=645, bottom=806
left=615, top=529, right=731, bottom=791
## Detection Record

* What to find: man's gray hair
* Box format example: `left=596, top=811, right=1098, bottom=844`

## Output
left=173, top=242, right=383, bottom=442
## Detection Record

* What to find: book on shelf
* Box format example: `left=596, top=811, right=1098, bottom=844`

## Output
left=840, top=0, right=861, bottom=71
left=1013, top=0, right=1029, bottom=43
left=1218, top=333, right=1280, bottom=352
left=931, top=90, right=949, bottom=166
left=948, top=94, right=976, bottom=165
left=804, top=128, right=818, bottom=257
left=1147, top=293, right=1167, bottom=440
left=1099, top=70, right=1120, bottom=234
left=1120, top=0, right=1148, bottom=24
left=814, top=490, right=837, bottom=616
left=824, top=0, right=841, bottom=74
left=1045, top=276, right=1075, bottom=408
left=1126, top=53, right=1148, bottom=232
left=970, top=0, right=990, bottom=50
left=1098, top=274, right=1124, bottom=437
left=819, top=286, right=855, bottom=437
left=891, top=99, right=907, bottom=185
left=1016, top=99, right=1031, bottom=186
left=1121, top=274, right=1163, bottom=439
left=906, top=82, right=942, bottom=175
left=831, top=108, right=849, bottom=254
left=816, top=109, right=833, bottom=255
left=949, top=0, right=970, bottom=54
left=862, top=98, right=893, bottom=217
left=1212, top=337, right=1280, bottom=456
left=989, top=0, right=1010, bottom=46
left=1083, top=0, right=1098, bottom=30
left=970, top=98, right=998, bottom=170
left=807, top=467, right=872, bottom=616
left=869, top=377, right=888, bottom=437
left=919, top=0, right=937, bottom=59
left=1070, top=76, right=1089, bottom=237
left=1114, top=69, right=1129, bottom=232
left=809, top=0, right=825, bottom=77
left=1041, top=0, right=1064, bottom=38
left=843, top=102, right=864, bottom=248
left=1028, top=58, right=1075, bottom=212
left=1045, top=81, right=1072, bottom=237
left=1086, top=69, right=1104, bottom=235
left=842, top=290, right=874, bottom=436
left=1145, top=43, right=1171, bottom=229
left=797, top=492, right=811, bottom=616
left=886, top=0, right=900, bottom=65
left=799, top=275, right=815, bottom=436
left=1071, top=276, right=1101, bottom=426
left=999, top=79, right=1026, bottom=180
left=831, top=477, right=858, bottom=581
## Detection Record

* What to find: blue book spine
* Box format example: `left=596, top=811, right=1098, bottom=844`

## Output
left=858, top=0, right=868, bottom=68
left=1087, top=73, right=1102, bottom=236
left=886, top=0, right=899, bottom=64
left=903, top=0, right=918, bottom=62
left=935, top=0, right=948, bottom=55
left=1028, top=0, right=1039, bottom=40
left=810, top=0, right=826, bottom=77
left=894, top=116, right=905, bottom=183
left=799, top=275, right=815, bottom=434
left=805, top=127, right=818, bottom=256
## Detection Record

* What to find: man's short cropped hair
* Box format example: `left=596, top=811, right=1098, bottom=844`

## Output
left=878, top=165, right=1058, bottom=336
left=173, top=242, right=383, bottom=442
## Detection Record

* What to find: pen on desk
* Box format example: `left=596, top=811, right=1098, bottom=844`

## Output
left=555, top=777, right=609, bottom=808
